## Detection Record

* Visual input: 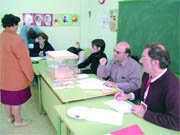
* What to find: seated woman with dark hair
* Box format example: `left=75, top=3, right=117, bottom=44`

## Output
left=30, top=33, right=54, bottom=57
left=77, top=39, right=107, bottom=74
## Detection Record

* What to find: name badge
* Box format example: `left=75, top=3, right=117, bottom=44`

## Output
left=29, top=44, right=34, bottom=49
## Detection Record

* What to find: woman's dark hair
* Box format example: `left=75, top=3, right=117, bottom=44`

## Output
left=145, top=42, right=170, bottom=69
left=37, top=33, right=48, bottom=42
left=67, top=47, right=83, bottom=55
left=91, top=39, right=105, bottom=52
left=1, top=14, right=20, bottom=28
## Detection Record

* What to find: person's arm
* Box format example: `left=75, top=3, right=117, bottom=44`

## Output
left=12, top=37, right=34, bottom=82
left=78, top=54, right=92, bottom=69
left=116, top=63, right=142, bottom=92
left=97, top=60, right=112, bottom=79
left=78, top=51, right=87, bottom=64
left=33, top=25, right=43, bottom=35
left=20, top=26, right=28, bottom=47
left=81, top=53, right=108, bottom=74
left=48, top=43, right=55, bottom=51
left=81, top=69, right=93, bottom=74
left=30, top=49, right=39, bottom=57
left=90, top=54, right=107, bottom=75
left=43, top=42, right=55, bottom=56
left=143, top=84, right=180, bottom=131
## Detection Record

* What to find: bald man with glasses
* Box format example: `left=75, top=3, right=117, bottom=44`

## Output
left=97, top=42, right=141, bottom=93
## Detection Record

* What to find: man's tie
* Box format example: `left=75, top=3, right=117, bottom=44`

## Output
left=145, top=76, right=152, bottom=89
left=144, top=76, right=152, bottom=102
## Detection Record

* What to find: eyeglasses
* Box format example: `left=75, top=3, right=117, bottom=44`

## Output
left=113, top=49, right=124, bottom=55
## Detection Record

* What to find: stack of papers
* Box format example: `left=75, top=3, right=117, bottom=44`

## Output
left=104, top=100, right=132, bottom=113
left=77, top=78, right=113, bottom=90
left=67, top=106, right=123, bottom=126
left=86, top=108, right=123, bottom=126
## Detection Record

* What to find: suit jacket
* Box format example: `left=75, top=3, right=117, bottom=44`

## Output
left=133, top=70, right=180, bottom=131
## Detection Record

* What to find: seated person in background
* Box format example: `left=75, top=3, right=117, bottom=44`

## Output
left=78, top=39, right=107, bottom=74
left=67, top=42, right=87, bottom=65
left=30, top=33, right=54, bottom=57
left=97, top=42, right=141, bottom=93
left=20, top=25, right=43, bottom=48
left=114, top=42, right=180, bottom=131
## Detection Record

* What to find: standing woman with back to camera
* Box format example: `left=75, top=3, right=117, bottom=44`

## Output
left=0, top=14, right=34, bottom=127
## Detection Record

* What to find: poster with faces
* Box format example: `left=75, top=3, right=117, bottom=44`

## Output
left=8, top=13, right=80, bottom=27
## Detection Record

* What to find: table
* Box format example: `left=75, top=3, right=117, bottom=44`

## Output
left=32, top=59, right=47, bottom=114
left=54, top=96, right=180, bottom=135
left=40, top=70, right=117, bottom=103
left=40, top=72, right=118, bottom=130
left=32, top=59, right=118, bottom=131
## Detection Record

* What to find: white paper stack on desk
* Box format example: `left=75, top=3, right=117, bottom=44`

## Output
left=77, top=78, right=113, bottom=90
left=104, top=99, right=132, bottom=114
left=67, top=106, right=123, bottom=126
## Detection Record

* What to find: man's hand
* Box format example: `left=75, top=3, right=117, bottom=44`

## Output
left=131, top=105, right=146, bottom=118
left=76, top=42, right=80, bottom=48
left=99, top=58, right=107, bottom=66
left=114, top=91, right=131, bottom=101
left=103, top=81, right=116, bottom=88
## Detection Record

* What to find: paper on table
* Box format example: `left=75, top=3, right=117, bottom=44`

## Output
left=86, top=108, right=123, bottom=126
left=31, top=57, right=43, bottom=61
left=53, top=85, right=75, bottom=90
left=53, top=81, right=74, bottom=90
left=77, top=78, right=113, bottom=90
left=101, top=89, right=116, bottom=93
left=76, top=78, right=102, bottom=84
left=104, top=100, right=132, bottom=113
left=77, top=84, right=113, bottom=90
left=76, top=74, right=89, bottom=79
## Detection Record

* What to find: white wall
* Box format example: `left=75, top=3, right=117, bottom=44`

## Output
left=0, top=0, right=81, bottom=50
left=0, top=0, right=119, bottom=59
left=86, top=0, right=119, bottom=60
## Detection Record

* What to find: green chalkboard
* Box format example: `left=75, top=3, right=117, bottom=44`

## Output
left=117, top=0, right=179, bottom=73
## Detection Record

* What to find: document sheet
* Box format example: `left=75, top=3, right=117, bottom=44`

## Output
left=77, top=78, right=113, bottom=90
left=104, top=100, right=132, bottom=113
left=86, top=108, right=123, bottom=126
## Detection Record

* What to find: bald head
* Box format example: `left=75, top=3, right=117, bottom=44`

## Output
left=117, top=42, right=130, bottom=50
left=116, top=42, right=131, bottom=56
left=114, top=42, right=131, bottom=62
